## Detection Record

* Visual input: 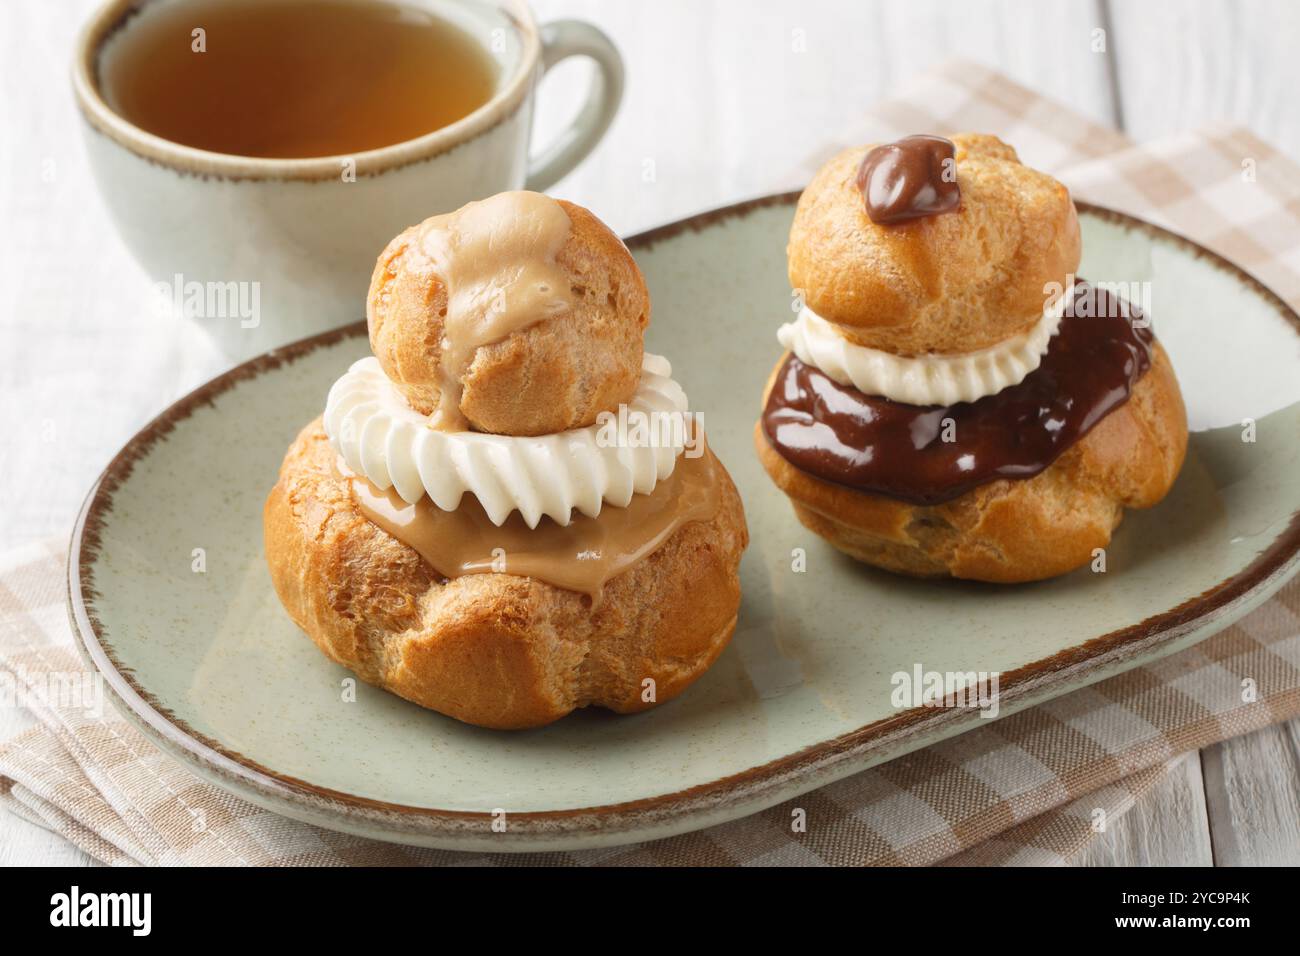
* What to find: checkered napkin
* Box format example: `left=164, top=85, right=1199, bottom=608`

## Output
left=4, top=61, right=1300, bottom=866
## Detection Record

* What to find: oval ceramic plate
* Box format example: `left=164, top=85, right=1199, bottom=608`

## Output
left=70, top=197, right=1300, bottom=851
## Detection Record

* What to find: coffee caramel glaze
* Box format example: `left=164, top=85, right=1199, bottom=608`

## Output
left=855, top=135, right=961, bottom=225
left=762, top=283, right=1154, bottom=505
left=346, top=449, right=721, bottom=604
left=418, top=192, right=575, bottom=431
left=368, top=197, right=649, bottom=437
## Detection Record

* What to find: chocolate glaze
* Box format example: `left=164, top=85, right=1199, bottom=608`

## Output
left=856, top=135, right=960, bottom=224
left=762, top=283, right=1154, bottom=505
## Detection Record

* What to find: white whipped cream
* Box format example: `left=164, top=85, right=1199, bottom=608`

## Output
left=776, top=284, right=1072, bottom=405
left=323, top=354, right=691, bottom=528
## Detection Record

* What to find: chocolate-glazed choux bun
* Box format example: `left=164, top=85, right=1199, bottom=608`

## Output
left=757, top=133, right=1187, bottom=583
left=368, top=191, right=649, bottom=436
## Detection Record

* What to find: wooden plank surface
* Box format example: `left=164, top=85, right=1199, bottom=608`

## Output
left=1106, top=0, right=1300, bottom=155
left=1074, top=753, right=1215, bottom=867
left=1200, top=718, right=1300, bottom=866
left=531, top=0, right=1117, bottom=234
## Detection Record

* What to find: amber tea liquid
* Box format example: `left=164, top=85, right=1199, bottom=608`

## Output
left=100, top=0, right=498, bottom=158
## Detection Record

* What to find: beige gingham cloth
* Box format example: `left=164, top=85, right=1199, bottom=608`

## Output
left=4, top=61, right=1299, bottom=866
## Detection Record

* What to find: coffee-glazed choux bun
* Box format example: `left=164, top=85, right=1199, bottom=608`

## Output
left=788, top=133, right=1081, bottom=354
left=367, top=191, right=649, bottom=436
left=265, top=419, right=748, bottom=729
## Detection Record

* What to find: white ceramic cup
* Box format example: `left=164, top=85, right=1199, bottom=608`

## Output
left=72, top=0, right=624, bottom=362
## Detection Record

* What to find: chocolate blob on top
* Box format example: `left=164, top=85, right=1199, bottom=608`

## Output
left=855, top=135, right=961, bottom=225
left=761, top=283, right=1155, bottom=505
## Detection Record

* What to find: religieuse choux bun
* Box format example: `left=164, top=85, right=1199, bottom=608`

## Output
left=756, top=134, right=1187, bottom=583
left=265, top=191, right=748, bottom=729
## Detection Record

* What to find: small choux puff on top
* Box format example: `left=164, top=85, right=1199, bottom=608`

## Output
left=367, top=192, right=650, bottom=436
left=787, top=133, right=1082, bottom=355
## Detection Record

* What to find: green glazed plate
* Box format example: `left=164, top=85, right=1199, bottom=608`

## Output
left=70, top=196, right=1300, bottom=851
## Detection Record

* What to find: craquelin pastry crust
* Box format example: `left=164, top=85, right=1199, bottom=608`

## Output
left=755, top=345, right=1188, bottom=583
left=788, top=133, right=1081, bottom=355
left=266, top=419, right=748, bottom=729
left=368, top=199, right=649, bottom=436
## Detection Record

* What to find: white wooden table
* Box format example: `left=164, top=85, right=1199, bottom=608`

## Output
left=2, top=0, right=1298, bottom=866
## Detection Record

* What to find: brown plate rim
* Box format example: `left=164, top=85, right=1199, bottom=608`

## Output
left=67, top=194, right=1300, bottom=840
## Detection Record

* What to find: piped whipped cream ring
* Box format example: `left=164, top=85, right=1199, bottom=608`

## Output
left=324, top=353, right=691, bottom=528
left=777, top=281, right=1073, bottom=406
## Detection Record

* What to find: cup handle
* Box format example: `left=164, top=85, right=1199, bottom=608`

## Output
left=525, top=20, right=624, bottom=191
